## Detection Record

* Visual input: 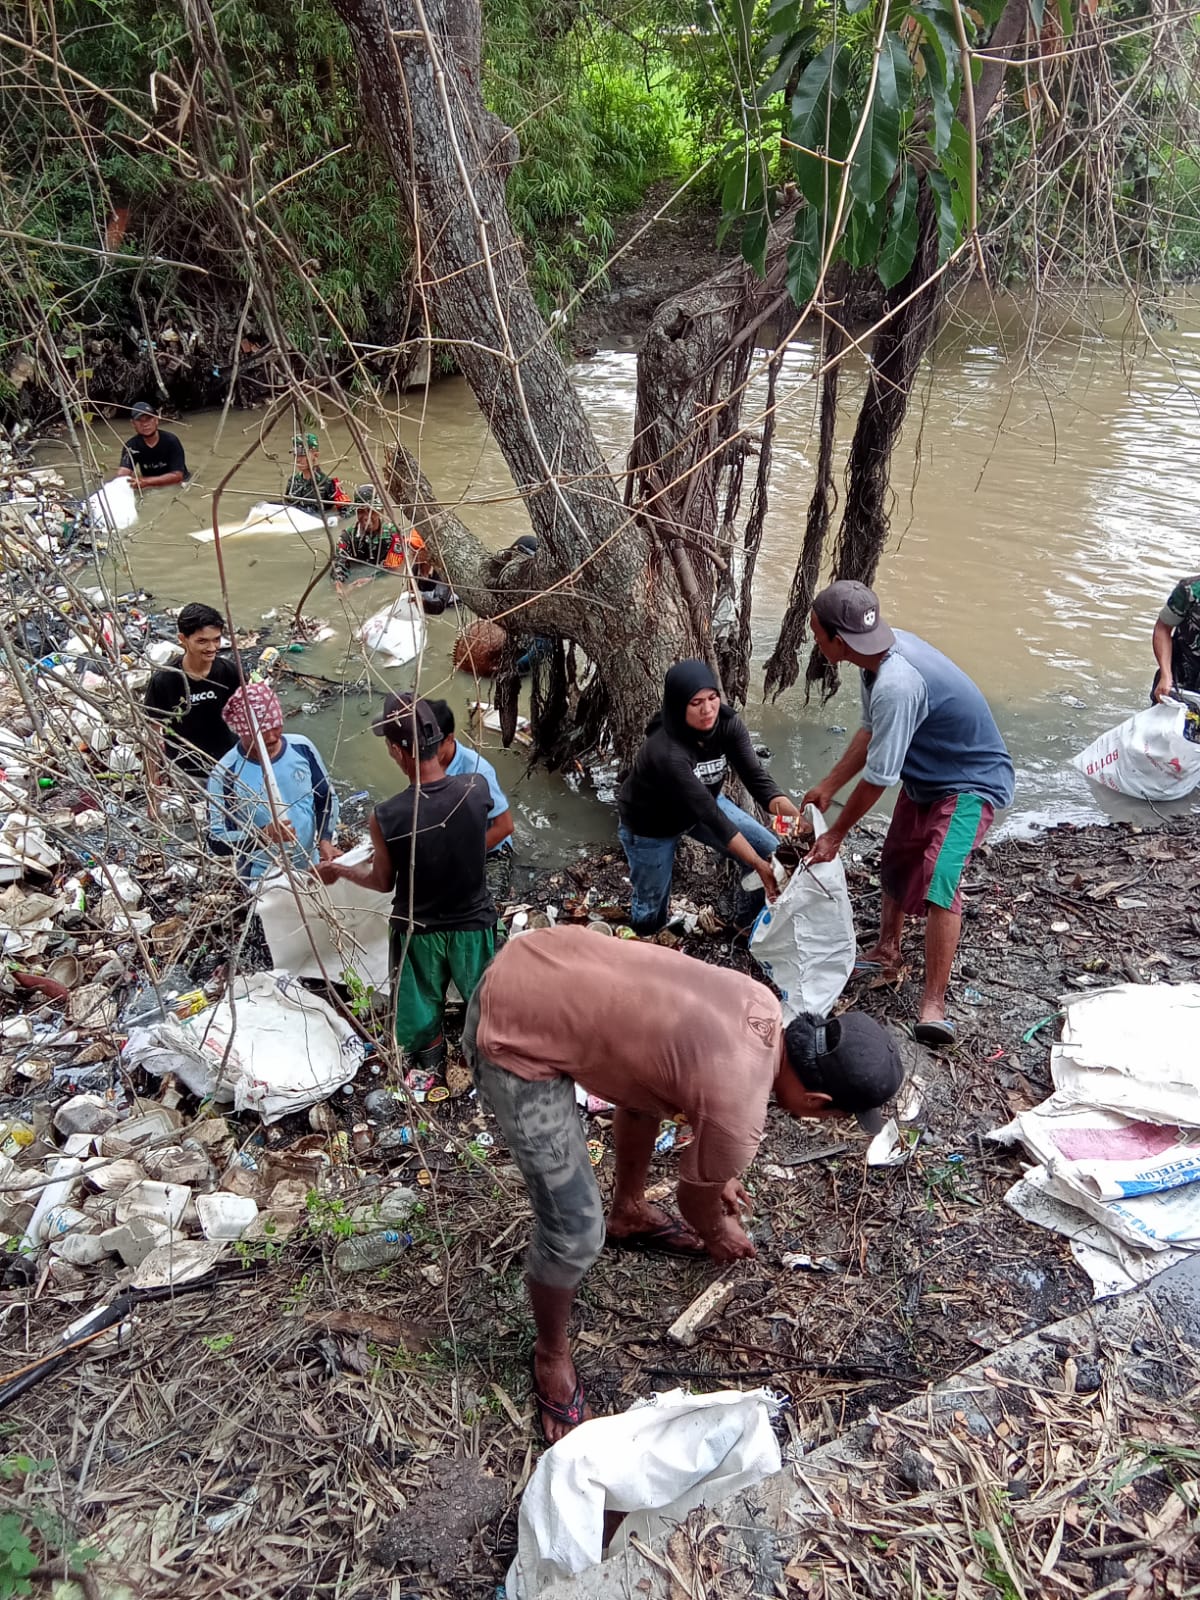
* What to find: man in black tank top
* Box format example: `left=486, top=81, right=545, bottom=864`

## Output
left=314, top=692, right=494, bottom=1071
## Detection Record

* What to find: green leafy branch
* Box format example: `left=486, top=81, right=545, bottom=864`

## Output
left=721, top=0, right=1075, bottom=302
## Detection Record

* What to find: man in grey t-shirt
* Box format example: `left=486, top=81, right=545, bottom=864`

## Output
left=802, top=582, right=1014, bottom=1047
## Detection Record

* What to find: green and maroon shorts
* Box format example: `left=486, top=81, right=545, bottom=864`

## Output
left=880, top=791, right=994, bottom=917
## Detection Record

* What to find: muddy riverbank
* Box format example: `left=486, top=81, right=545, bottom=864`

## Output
left=1, top=803, right=1196, bottom=1597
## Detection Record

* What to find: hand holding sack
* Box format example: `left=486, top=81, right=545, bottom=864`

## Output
left=749, top=805, right=855, bottom=1019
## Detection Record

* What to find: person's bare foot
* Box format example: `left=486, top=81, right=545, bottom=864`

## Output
left=604, top=1200, right=702, bottom=1248
left=859, top=944, right=903, bottom=981
left=532, top=1346, right=592, bottom=1444
left=862, top=943, right=900, bottom=967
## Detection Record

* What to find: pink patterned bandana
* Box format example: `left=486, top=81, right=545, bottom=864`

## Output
left=222, top=681, right=282, bottom=739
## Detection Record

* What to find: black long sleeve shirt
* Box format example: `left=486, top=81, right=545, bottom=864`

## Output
left=617, top=707, right=782, bottom=842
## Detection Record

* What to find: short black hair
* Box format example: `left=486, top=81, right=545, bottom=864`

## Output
left=428, top=698, right=455, bottom=739
left=177, top=602, right=224, bottom=637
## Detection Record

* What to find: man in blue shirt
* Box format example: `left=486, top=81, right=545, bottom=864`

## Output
left=430, top=699, right=515, bottom=902
left=803, top=582, right=1014, bottom=1047
left=207, top=682, right=340, bottom=882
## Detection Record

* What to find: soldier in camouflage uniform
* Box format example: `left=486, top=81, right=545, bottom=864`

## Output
left=1152, top=575, right=1200, bottom=703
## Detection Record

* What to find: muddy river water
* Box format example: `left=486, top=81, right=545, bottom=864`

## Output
left=49, top=291, right=1200, bottom=868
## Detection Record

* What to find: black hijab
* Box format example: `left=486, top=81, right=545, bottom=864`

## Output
left=660, top=659, right=722, bottom=744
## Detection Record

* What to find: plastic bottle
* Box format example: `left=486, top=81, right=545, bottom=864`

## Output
left=348, top=1187, right=419, bottom=1230
left=333, top=1229, right=413, bottom=1275
left=120, top=964, right=194, bottom=1029
left=0, top=1119, right=35, bottom=1156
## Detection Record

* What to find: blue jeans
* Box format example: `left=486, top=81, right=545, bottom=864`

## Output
left=618, top=796, right=778, bottom=934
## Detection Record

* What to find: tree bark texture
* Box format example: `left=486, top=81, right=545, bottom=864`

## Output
left=330, top=0, right=689, bottom=758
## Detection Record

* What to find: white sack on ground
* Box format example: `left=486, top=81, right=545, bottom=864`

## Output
left=358, top=594, right=426, bottom=668
left=1071, top=700, right=1200, bottom=800
left=83, top=476, right=138, bottom=532
left=1005, top=1168, right=1195, bottom=1299
left=992, top=1103, right=1200, bottom=1202
left=991, top=982, right=1200, bottom=1295
left=256, top=841, right=391, bottom=992
left=124, top=972, right=364, bottom=1121
left=190, top=500, right=328, bottom=544
left=1048, top=982, right=1200, bottom=1123
left=748, top=805, right=854, bottom=1020
left=505, top=1388, right=781, bottom=1599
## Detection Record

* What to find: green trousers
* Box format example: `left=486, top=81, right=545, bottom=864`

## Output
left=392, top=926, right=495, bottom=1054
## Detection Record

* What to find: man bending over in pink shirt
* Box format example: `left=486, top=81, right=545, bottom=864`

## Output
left=463, top=925, right=903, bottom=1443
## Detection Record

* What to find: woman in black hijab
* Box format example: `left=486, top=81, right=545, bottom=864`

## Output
left=616, top=660, right=802, bottom=934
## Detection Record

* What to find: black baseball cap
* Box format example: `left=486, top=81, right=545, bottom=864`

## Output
left=130, top=401, right=157, bottom=420
left=812, top=580, right=894, bottom=653
left=371, top=691, right=442, bottom=755
left=783, top=1011, right=904, bottom=1134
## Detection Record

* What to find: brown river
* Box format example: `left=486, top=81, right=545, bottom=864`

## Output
left=46, top=292, right=1200, bottom=869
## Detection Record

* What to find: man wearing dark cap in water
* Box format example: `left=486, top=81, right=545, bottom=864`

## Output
left=462, top=925, right=903, bottom=1441
left=331, top=484, right=428, bottom=593
left=804, top=581, right=1014, bottom=1047
left=116, top=402, right=188, bottom=489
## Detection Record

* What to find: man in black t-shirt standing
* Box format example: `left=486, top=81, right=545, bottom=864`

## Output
left=144, top=602, right=239, bottom=796
left=314, top=691, right=494, bottom=1071
left=116, top=402, right=189, bottom=489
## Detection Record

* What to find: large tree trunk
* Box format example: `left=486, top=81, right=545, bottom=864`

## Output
left=330, top=0, right=688, bottom=758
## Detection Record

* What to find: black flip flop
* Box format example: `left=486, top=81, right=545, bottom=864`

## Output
left=913, top=1017, right=957, bottom=1047
left=605, top=1212, right=707, bottom=1257
left=532, top=1368, right=587, bottom=1442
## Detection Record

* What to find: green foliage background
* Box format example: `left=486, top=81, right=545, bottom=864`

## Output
left=0, top=0, right=735, bottom=382
left=1, top=0, right=1199, bottom=401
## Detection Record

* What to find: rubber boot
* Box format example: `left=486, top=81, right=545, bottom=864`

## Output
left=410, top=1035, right=447, bottom=1076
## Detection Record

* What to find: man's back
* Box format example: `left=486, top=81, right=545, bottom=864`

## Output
left=864, top=629, right=1014, bottom=809
left=445, top=741, right=511, bottom=848
left=375, top=772, right=494, bottom=931
left=475, top=926, right=781, bottom=1184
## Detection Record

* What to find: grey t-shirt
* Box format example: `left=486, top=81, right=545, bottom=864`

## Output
left=861, top=629, right=1015, bottom=810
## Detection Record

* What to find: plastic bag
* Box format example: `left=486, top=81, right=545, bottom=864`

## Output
left=358, top=594, right=427, bottom=667
left=1071, top=701, right=1200, bottom=800
left=124, top=971, right=364, bottom=1121
left=190, top=501, right=327, bottom=544
left=989, top=982, right=1200, bottom=1297
left=82, top=476, right=138, bottom=532
left=748, top=805, right=854, bottom=1020
left=256, top=840, right=392, bottom=992
left=506, top=1387, right=781, bottom=1598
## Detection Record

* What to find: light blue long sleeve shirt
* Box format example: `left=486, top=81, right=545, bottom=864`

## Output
left=207, top=734, right=339, bottom=881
